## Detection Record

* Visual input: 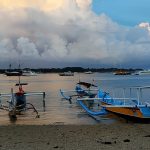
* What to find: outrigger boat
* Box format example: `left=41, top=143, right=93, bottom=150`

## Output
left=61, top=82, right=150, bottom=122
left=0, top=76, right=45, bottom=120
left=60, top=81, right=98, bottom=104
left=77, top=86, right=150, bottom=122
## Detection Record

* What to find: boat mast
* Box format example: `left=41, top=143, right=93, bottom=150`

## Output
left=18, top=64, right=21, bottom=86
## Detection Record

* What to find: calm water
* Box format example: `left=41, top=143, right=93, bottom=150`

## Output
left=1, top=73, right=150, bottom=125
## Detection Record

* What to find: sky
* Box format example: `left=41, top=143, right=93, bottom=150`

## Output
left=0, top=0, right=150, bottom=68
left=93, top=0, right=150, bottom=26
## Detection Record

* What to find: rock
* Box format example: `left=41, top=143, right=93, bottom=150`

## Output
left=144, top=135, right=150, bottom=137
left=123, top=139, right=130, bottom=142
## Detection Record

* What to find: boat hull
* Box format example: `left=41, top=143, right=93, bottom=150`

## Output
left=5, top=71, right=22, bottom=76
left=59, top=72, right=74, bottom=76
left=105, top=106, right=150, bottom=123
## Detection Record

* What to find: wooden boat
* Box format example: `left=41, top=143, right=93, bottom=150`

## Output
left=60, top=81, right=98, bottom=103
left=78, top=86, right=150, bottom=122
left=0, top=76, right=45, bottom=120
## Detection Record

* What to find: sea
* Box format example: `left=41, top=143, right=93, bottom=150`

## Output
left=0, top=72, right=150, bottom=125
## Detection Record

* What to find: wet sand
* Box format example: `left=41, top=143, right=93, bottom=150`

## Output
left=0, top=122, right=150, bottom=150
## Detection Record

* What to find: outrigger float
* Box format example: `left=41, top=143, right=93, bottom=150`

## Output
left=60, top=83, right=150, bottom=123
left=0, top=76, right=45, bottom=120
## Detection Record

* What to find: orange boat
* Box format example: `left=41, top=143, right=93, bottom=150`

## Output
left=113, top=70, right=131, bottom=75
left=98, top=87, right=150, bottom=122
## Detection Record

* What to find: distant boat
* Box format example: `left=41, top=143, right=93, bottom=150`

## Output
left=113, top=70, right=131, bottom=75
left=132, top=73, right=139, bottom=75
left=5, top=71, right=22, bottom=76
left=22, top=70, right=37, bottom=76
left=138, top=70, right=150, bottom=75
left=4, top=64, right=22, bottom=76
left=59, top=71, right=74, bottom=76
left=84, top=71, right=93, bottom=74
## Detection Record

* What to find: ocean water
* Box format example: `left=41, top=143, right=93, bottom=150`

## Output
left=0, top=72, right=150, bottom=125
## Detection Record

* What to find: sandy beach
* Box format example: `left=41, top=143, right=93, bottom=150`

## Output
left=0, top=122, right=150, bottom=150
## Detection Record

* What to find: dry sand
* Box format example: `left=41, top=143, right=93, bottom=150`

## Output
left=0, top=122, right=150, bottom=150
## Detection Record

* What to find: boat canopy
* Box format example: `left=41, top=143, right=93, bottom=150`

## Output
left=77, top=82, right=97, bottom=88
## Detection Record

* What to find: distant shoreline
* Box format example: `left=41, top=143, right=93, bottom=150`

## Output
left=0, top=67, right=142, bottom=74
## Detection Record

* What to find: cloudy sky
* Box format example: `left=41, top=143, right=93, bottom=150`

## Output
left=0, top=0, right=150, bottom=68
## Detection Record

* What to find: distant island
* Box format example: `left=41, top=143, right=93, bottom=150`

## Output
left=0, top=67, right=142, bottom=74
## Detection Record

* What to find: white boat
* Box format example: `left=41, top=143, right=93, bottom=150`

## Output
left=59, top=71, right=74, bottom=76
left=22, top=70, right=37, bottom=76
left=136, top=70, right=150, bottom=75
left=84, top=71, right=93, bottom=74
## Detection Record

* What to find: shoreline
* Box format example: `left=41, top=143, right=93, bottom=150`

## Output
left=0, top=122, right=150, bottom=150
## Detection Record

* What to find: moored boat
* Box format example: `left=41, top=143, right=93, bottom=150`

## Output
left=84, top=71, right=93, bottom=74
left=5, top=71, right=22, bottom=76
left=59, top=71, right=74, bottom=76
left=113, top=70, right=131, bottom=75
left=4, top=64, right=22, bottom=76
left=94, top=87, right=150, bottom=122
left=60, top=81, right=98, bottom=103
left=137, top=69, right=150, bottom=75
left=22, top=70, right=37, bottom=76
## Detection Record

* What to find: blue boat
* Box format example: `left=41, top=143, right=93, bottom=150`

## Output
left=61, top=83, right=150, bottom=122
left=60, top=81, right=98, bottom=104
left=77, top=86, right=150, bottom=122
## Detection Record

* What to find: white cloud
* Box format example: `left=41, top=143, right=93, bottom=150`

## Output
left=76, top=0, right=92, bottom=10
left=139, top=22, right=150, bottom=32
left=0, top=0, right=150, bottom=68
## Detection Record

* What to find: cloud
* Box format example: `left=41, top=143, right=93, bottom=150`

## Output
left=139, top=22, right=150, bottom=32
left=0, top=0, right=150, bottom=68
left=76, top=0, right=92, bottom=10
left=0, top=0, right=64, bottom=11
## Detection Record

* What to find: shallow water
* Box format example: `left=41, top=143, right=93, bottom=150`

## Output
left=0, top=73, right=150, bottom=125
